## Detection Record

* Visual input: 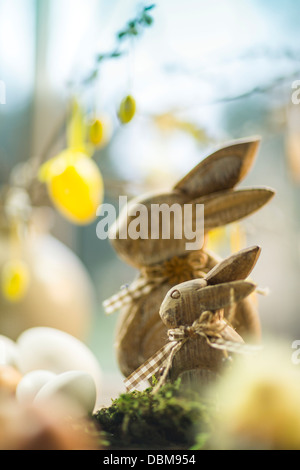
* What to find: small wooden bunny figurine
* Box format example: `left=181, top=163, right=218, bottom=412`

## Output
left=124, top=275, right=258, bottom=393
left=104, top=138, right=274, bottom=377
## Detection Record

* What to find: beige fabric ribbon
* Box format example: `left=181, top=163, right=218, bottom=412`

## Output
left=103, top=252, right=209, bottom=315
left=124, top=311, right=261, bottom=393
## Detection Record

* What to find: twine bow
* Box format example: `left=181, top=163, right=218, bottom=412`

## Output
left=103, top=252, right=209, bottom=315
left=124, top=311, right=261, bottom=393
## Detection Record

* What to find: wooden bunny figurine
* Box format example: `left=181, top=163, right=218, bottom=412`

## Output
left=124, top=249, right=260, bottom=392
left=125, top=283, right=257, bottom=392
left=104, top=138, right=274, bottom=377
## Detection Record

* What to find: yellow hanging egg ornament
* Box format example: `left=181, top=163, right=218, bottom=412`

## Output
left=88, top=115, right=112, bottom=148
left=39, top=150, right=104, bottom=225
left=1, top=259, right=30, bottom=303
left=118, top=95, right=136, bottom=124
left=39, top=99, right=104, bottom=225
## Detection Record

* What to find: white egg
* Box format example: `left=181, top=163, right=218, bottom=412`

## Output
left=16, top=370, right=56, bottom=404
left=0, top=335, right=20, bottom=368
left=16, top=327, right=102, bottom=401
left=34, top=371, right=97, bottom=417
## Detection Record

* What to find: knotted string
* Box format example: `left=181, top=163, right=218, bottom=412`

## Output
left=124, top=310, right=261, bottom=393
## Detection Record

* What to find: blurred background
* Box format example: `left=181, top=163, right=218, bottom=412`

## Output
left=1, top=0, right=300, bottom=395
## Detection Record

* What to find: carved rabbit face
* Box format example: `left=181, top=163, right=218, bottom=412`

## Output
left=160, top=280, right=257, bottom=329
left=109, top=137, right=275, bottom=268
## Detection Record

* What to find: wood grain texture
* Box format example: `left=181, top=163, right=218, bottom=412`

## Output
left=110, top=188, right=274, bottom=267
left=160, top=281, right=257, bottom=329
left=199, top=188, right=275, bottom=231
left=115, top=248, right=260, bottom=377
left=168, top=322, right=244, bottom=381
left=156, top=276, right=256, bottom=384
left=109, top=138, right=274, bottom=268
left=109, top=138, right=274, bottom=379
left=206, top=245, right=261, bottom=284
left=173, top=137, right=261, bottom=196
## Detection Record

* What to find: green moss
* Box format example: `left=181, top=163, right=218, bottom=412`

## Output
left=93, top=379, right=213, bottom=450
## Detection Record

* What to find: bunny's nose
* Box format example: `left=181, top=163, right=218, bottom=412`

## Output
left=163, top=309, right=178, bottom=328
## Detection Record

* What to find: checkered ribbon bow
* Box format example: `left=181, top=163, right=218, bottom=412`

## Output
left=124, top=311, right=262, bottom=393
left=103, top=252, right=209, bottom=315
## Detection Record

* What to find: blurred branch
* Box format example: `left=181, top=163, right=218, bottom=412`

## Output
left=37, top=4, right=156, bottom=164
left=70, top=4, right=156, bottom=88
left=153, top=71, right=300, bottom=114
left=164, top=46, right=300, bottom=77
left=2, top=4, right=157, bottom=201
left=208, top=72, right=299, bottom=106
left=161, top=46, right=300, bottom=109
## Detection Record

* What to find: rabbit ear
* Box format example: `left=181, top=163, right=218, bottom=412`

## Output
left=196, top=280, right=256, bottom=311
left=197, top=187, right=275, bottom=231
left=205, top=246, right=261, bottom=285
left=174, top=137, right=261, bottom=197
